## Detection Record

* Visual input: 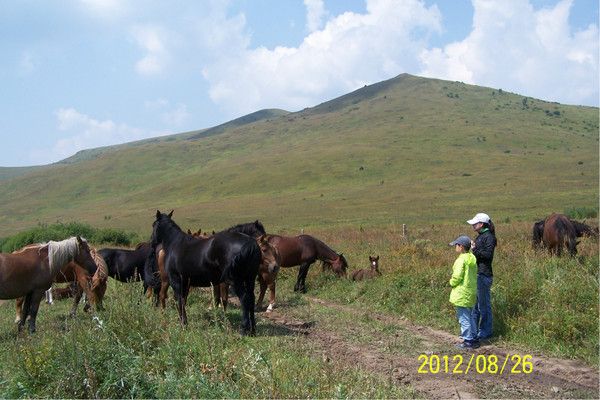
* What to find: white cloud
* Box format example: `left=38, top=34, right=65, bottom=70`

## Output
left=304, top=0, right=327, bottom=32
left=48, top=108, right=149, bottom=161
left=78, top=0, right=126, bottom=19
left=419, top=0, right=598, bottom=105
left=201, top=0, right=442, bottom=116
left=131, top=25, right=170, bottom=76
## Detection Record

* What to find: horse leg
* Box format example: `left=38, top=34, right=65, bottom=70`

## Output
left=70, top=284, right=84, bottom=317
left=233, top=278, right=256, bottom=336
left=294, top=262, right=311, bottom=293
left=171, top=275, right=189, bottom=326
left=18, top=293, right=33, bottom=332
left=76, top=273, right=94, bottom=314
left=26, top=290, right=45, bottom=334
left=212, top=283, right=222, bottom=309
left=256, top=274, right=267, bottom=310
left=220, top=283, right=229, bottom=312
left=15, top=297, right=24, bottom=324
left=267, top=278, right=276, bottom=313
left=159, top=280, right=169, bottom=309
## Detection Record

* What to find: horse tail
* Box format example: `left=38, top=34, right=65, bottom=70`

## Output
left=143, top=245, right=161, bottom=291
left=221, top=240, right=261, bottom=283
left=554, top=216, right=577, bottom=256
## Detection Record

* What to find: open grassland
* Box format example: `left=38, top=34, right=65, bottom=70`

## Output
left=0, top=74, right=597, bottom=236
left=0, top=220, right=596, bottom=398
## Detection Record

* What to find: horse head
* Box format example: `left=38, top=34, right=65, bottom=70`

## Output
left=74, top=236, right=98, bottom=276
left=369, top=255, right=380, bottom=274
left=258, top=235, right=280, bottom=274
left=331, top=253, right=348, bottom=277
left=152, top=209, right=175, bottom=246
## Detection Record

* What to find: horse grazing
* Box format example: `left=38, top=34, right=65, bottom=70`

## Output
left=537, top=213, right=578, bottom=256
left=15, top=248, right=108, bottom=322
left=352, top=256, right=381, bottom=281
left=571, top=220, right=599, bottom=239
left=0, top=236, right=96, bottom=333
left=99, top=242, right=152, bottom=282
left=150, top=210, right=261, bottom=335
left=263, top=234, right=347, bottom=293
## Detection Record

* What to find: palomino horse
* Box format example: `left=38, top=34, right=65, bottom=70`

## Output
left=352, top=255, right=381, bottom=281
left=0, top=236, right=96, bottom=333
left=149, top=211, right=261, bottom=334
left=15, top=248, right=108, bottom=322
left=263, top=234, right=348, bottom=293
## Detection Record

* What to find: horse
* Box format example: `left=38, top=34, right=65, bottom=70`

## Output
left=571, top=220, right=599, bottom=238
left=149, top=210, right=261, bottom=335
left=0, top=236, right=96, bottom=333
left=146, top=221, right=276, bottom=312
left=99, top=242, right=153, bottom=282
left=262, top=234, right=347, bottom=293
left=255, top=235, right=281, bottom=312
left=540, top=213, right=578, bottom=256
left=15, top=247, right=108, bottom=321
left=532, top=219, right=545, bottom=249
left=352, top=255, right=381, bottom=281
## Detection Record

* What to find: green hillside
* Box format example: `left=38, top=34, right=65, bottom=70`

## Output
left=0, top=74, right=597, bottom=237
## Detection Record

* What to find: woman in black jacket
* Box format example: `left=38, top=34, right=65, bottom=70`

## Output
left=467, top=212, right=497, bottom=341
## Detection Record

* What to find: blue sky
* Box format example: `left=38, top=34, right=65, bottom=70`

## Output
left=1, top=0, right=598, bottom=167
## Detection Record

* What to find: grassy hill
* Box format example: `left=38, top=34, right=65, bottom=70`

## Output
left=0, top=73, right=597, bottom=237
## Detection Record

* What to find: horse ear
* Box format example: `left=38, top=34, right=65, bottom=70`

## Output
left=156, top=210, right=161, bottom=219
left=76, top=235, right=83, bottom=245
left=168, top=210, right=174, bottom=218
left=187, top=229, right=192, bottom=234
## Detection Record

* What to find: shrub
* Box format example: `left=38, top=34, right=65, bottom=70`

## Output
left=564, top=206, right=598, bottom=219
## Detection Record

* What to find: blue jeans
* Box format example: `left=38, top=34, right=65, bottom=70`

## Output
left=473, top=274, right=493, bottom=339
left=455, top=306, right=477, bottom=342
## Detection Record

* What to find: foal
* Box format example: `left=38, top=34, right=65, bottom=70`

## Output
left=352, top=256, right=381, bottom=281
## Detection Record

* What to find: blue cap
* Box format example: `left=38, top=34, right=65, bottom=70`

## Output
left=449, top=235, right=471, bottom=247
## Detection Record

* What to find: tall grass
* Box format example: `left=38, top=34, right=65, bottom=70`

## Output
left=0, top=281, right=415, bottom=399
left=300, top=221, right=599, bottom=364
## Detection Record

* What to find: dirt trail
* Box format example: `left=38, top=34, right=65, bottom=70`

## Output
left=262, top=296, right=599, bottom=399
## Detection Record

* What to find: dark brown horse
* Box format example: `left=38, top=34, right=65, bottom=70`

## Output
left=263, top=234, right=347, bottom=293
left=540, top=213, right=578, bottom=256
left=0, top=236, right=96, bottom=333
left=15, top=247, right=108, bottom=321
left=352, top=255, right=381, bottom=281
left=149, top=211, right=261, bottom=334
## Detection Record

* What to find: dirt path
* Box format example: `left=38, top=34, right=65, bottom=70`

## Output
left=261, top=296, right=599, bottom=399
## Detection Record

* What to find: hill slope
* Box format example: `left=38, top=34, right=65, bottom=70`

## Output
left=0, top=74, right=597, bottom=236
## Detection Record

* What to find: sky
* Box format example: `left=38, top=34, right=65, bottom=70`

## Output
left=1, top=0, right=598, bottom=167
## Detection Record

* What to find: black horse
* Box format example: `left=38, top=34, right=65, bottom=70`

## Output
left=224, top=220, right=266, bottom=238
left=150, top=210, right=261, bottom=335
left=99, top=242, right=153, bottom=282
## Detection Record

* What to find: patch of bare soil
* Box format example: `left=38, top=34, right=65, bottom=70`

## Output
left=262, top=297, right=599, bottom=399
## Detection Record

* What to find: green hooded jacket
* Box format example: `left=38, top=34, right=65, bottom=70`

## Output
left=449, top=252, right=478, bottom=307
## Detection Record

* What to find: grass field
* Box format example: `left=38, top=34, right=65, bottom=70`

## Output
left=0, top=73, right=597, bottom=398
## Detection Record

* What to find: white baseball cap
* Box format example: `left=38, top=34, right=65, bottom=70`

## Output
left=467, top=212, right=490, bottom=225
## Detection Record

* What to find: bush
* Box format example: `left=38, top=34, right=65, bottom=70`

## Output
left=564, top=206, right=598, bottom=219
left=0, top=222, right=141, bottom=252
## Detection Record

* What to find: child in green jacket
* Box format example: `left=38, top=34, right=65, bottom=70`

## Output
left=448, top=235, right=479, bottom=349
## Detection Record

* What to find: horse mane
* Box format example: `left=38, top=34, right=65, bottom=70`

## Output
left=47, top=237, right=83, bottom=271
left=225, top=220, right=266, bottom=238
left=90, top=248, right=108, bottom=289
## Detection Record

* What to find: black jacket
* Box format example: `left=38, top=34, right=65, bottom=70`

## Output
left=472, top=229, right=496, bottom=277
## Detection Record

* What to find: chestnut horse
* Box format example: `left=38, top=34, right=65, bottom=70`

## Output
left=15, top=248, right=108, bottom=321
left=352, top=256, right=381, bottom=281
left=540, top=213, right=578, bottom=256
left=263, top=234, right=347, bottom=293
left=0, top=236, right=96, bottom=333
left=149, top=211, right=261, bottom=334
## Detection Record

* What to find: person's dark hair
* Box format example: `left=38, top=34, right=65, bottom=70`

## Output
left=483, top=220, right=496, bottom=236
left=462, top=242, right=471, bottom=252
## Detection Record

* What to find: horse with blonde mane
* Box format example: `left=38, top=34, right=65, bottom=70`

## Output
left=15, top=247, right=108, bottom=322
left=0, top=236, right=96, bottom=333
